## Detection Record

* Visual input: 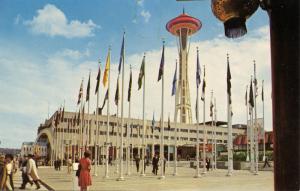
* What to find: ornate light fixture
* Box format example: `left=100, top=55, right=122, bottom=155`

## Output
left=211, top=0, right=260, bottom=38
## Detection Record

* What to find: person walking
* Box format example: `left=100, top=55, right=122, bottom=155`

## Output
left=19, top=156, right=33, bottom=189
left=78, top=151, right=92, bottom=191
left=5, top=154, right=15, bottom=190
left=67, top=157, right=72, bottom=174
left=73, top=158, right=80, bottom=191
left=206, top=158, right=211, bottom=171
left=135, top=155, right=140, bottom=173
left=27, top=154, right=41, bottom=190
left=152, top=154, right=159, bottom=175
left=58, top=158, right=62, bottom=171
left=263, top=156, right=271, bottom=168
left=0, top=154, right=10, bottom=190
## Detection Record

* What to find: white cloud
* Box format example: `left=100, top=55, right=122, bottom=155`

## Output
left=141, top=10, right=151, bottom=23
left=58, top=49, right=90, bottom=60
left=137, top=0, right=144, bottom=7
left=24, top=4, right=99, bottom=38
left=0, top=25, right=272, bottom=148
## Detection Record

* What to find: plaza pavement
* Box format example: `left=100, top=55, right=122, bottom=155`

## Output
left=13, top=170, right=48, bottom=191
left=24, top=164, right=274, bottom=191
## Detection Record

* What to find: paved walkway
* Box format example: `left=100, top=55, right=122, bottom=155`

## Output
left=33, top=164, right=273, bottom=191
left=13, top=170, right=48, bottom=190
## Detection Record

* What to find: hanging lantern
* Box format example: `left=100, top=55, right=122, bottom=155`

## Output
left=211, top=0, right=259, bottom=38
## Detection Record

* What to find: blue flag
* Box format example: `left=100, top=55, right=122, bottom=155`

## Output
left=118, top=33, right=125, bottom=74
left=158, top=43, right=165, bottom=81
left=171, top=61, right=177, bottom=96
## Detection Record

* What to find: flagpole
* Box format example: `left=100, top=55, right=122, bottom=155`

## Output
left=250, top=77, right=255, bottom=173
left=202, top=65, right=207, bottom=175
left=94, top=62, right=101, bottom=177
left=253, top=61, right=259, bottom=175
left=173, top=93, right=178, bottom=176
left=118, top=32, right=126, bottom=181
left=194, top=79, right=200, bottom=178
left=211, top=90, right=216, bottom=170
left=152, top=113, right=155, bottom=159
left=104, top=47, right=111, bottom=179
left=227, top=54, right=233, bottom=176
left=126, top=97, right=131, bottom=176
left=246, top=85, right=249, bottom=162
left=168, top=116, right=170, bottom=169
left=159, top=41, right=165, bottom=180
left=214, top=97, right=217, bottom=170
left=141, top=54, right=146, bottom=177
left=227, top=91, right=233, bottom=176
left=126, top=66, right=132, bottom=176
left=88, top=72, right=91, bottom=150
left=262, top=80, right=265, bottom=162
left=127, top=87, right=133, bottom=175
left=115, top=101, right=119, bottom=174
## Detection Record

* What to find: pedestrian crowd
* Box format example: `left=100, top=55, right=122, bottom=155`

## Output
left=0, top=153, right=41, bottom=190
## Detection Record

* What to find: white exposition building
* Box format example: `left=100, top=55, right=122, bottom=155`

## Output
left=36, top=111, right=245, bottom=162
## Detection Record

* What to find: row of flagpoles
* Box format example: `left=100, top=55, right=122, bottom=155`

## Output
left=51, top=32, right=265, bottom=179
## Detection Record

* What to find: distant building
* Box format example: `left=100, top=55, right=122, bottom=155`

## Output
left=21, top=141, right=47, bottom=158
left=35, top=111, right=246, bottom=162
left=233, top=131, right=274, bottom=151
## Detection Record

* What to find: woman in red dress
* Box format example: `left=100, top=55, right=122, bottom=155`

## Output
left=78, top=151, right=92, bottom=191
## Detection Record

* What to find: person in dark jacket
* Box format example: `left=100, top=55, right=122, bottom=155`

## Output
left=135, top=155, right=140, bottom=173
left=152, top=154, right=159, bottom=175
left=19, top=156, right=33, bottom=189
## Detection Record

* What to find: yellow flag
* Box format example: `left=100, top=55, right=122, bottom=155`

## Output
left=102, top=50, right=110, bottom=87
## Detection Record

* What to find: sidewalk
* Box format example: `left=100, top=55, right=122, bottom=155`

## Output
left=13, top=170, right=48, bottom=190
left=36, top=165, right=274, bottom=191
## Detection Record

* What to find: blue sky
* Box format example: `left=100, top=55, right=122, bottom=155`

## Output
left=0, top=0, right=271, bottom=148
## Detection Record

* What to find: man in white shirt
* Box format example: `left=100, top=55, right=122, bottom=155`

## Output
left=5, top=154, right=14, bottom=190
left=26, top=154, right=40, bottom=190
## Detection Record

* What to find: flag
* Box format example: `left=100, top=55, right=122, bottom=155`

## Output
left=55, top=110, right=60, bottom=127
left=245, top=86, right=248, bottom=106
left=77, top=109, right=80, bottom=126
left=82, top=104, right=85, bottom=123
left=118, top=33, right=125, bottom=74
left=157, top=43, right=165, bottom=81
left=168, top=116, right=171, bottom=130
left=262, top=80, right=264, bottom=101
left=101, top=89, right=109, bottom=109
left=127, top=67, right=132, bottom=102
left=114, top=77, right=120, bottom=106
left=210, top=99, right=214, bottom=117
left=171, top=61, right=177, bottom=96
left=254, top=78, right=258, bottom=97
left=196, top=49, right=201, bottom=89
left=95, top=64, right=101, bottom=94
left=138, top=56, right=145, bottom=90
left=60, top=107, right=65, bottom=122
left=201, top=66, right=206, bottom=101
left=77, top=80, right=83, bottom=105
left=103, top=50, right=110, bottom=87
left=249, top=79, right=254, bottom=110
left=86, top=73, right=91, bottom=102
left=158, top=117, right=162, bottom=132
left=227, top=56, right=232, bottom=104
left=151, top=113, right=155, bottom=134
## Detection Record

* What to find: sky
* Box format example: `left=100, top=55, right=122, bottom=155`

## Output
left=0, top=0, right=271, bottom=148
